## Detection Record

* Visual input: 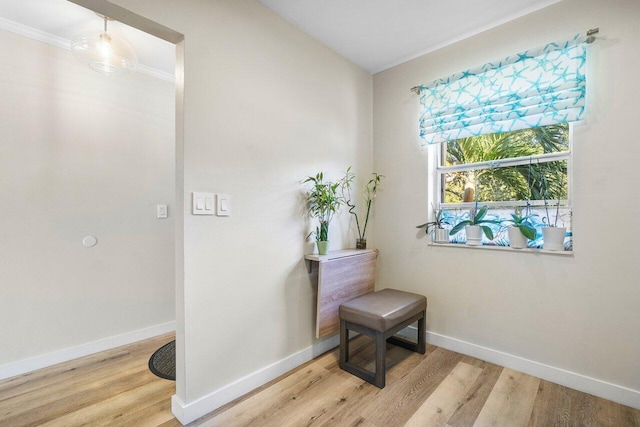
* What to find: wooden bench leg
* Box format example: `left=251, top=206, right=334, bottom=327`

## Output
left=417, top=309, right=426, bottom=354
left=340, top=319, right=349, bottom=368
left=374, top=331, right=386, bottom=388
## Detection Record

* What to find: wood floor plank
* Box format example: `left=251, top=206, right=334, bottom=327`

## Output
left=403, top=361, right=482, bottom=427
left=2, top=370, right=168, bottom=426
left=0, top=333, right=174, bottom=412
left=39, top=378, right=172, bottom=427
left=197, top=363, right=338, bottom=426
left=0, top=361, right=152, bottom=417
left=364, top=347, right=464, bottom=426
left=332, top=347, right=464, bottom=427
left=588, top=390, right=640, bottom=427
left=91, top=384, right=175, bottom=427
left=446, top=360, right=503, bottom=427
left=472, top=368, right=540, bottom=427
left=528, top=379, right=573, bottom=426
left=0, top=333, right=172, bottom=395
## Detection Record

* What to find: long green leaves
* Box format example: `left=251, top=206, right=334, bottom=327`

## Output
left=341, top=167, right=384, bottom=240
left=304, top=172, right=342, bottom=241
left=506, top=213, right=537, bottom=240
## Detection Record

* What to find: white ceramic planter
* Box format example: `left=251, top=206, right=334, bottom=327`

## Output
left=465, top=225, right=482, bottom=246
left=434, top=228, right=449, bottom=244
left=542, top=227, right=566, bottom=251
left=508, top=226, right=528, bottom=249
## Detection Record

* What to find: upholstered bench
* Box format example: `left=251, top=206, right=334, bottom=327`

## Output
left=339, top=288, right=427, bottom=388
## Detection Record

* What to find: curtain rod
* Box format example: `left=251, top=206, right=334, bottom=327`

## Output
left=410, top=28, right=599, bottom=94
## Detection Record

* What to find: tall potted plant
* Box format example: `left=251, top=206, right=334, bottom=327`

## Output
left=341, top=167, right=384, bottom=249
left=542, top=197, right=566, bottom=251
left=541, top=170, right=567, bottom=251
left=304, top=171, right=342, bottom=255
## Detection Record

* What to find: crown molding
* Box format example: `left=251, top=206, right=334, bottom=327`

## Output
left=0, top=16, right=175, bottom=83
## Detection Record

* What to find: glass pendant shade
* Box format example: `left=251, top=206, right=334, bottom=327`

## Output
left=70, top=18, right=137, bottom=75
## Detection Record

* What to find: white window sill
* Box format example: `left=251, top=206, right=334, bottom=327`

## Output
left=427, top=242, right=573, bottom=256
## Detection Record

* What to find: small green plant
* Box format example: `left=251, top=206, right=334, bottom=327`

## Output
left=341, top=167, right=384, bottom=242
left=416, top=205, right=449, bottom=237
left=504, top=212, right=537, bottom=240
left=304, top=172, right=343, bottom=242
left=449, top=205, right=500, bottom=240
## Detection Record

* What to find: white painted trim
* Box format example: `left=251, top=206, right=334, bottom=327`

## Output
left=171, top=334, right=341, bottom=425
left=0, top=321, right=176, bottom=381
left=0, top=16, right=70, bottom=50
left=0, top=17, right=175, bottom=83
left=399, top=327, right=640, bottom=410
left=136, top=63, right=176, bottom=83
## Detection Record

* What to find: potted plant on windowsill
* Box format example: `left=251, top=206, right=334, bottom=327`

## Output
left=304, top=171, right=342, bottom=255
left=341, top=167, right=384, bottom=249
left=541, top=172, right=567, bottom=251
left=416, top=204, right=449, bottom=243
left=542, top=198, right=566, bottom=251
left=449, top=204, right=500, bottom=246
left=504, top=212, right=536, bottom=249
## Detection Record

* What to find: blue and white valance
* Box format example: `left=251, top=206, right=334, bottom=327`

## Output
left=418, top=34, right=587, bottom=145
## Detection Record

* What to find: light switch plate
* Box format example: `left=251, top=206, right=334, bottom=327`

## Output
left=192, top=192, right=215, bottom=215
left=216, top=194, right=230, bottom=216
left=157, top=204, right=168, bottom=219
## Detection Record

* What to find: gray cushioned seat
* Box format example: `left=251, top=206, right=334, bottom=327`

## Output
left=339, top=288, right=426, bottom=332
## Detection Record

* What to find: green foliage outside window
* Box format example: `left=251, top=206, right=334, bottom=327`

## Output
left=442, top=124, right=569, bottom=203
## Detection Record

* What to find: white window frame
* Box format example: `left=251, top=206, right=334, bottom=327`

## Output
left=429, top=124, right=573, bottom=215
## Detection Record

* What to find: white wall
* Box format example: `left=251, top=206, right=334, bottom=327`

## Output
left=373, top=0, right=639, bottom=406
left=106, top=0, right=373, bottom=415
left=0, top=29, right=175, bottom=366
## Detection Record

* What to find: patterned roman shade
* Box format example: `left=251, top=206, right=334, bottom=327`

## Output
left=418, top=34, right=587, bottom=145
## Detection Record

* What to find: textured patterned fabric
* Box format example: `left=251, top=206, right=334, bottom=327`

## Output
left=419, top=34, right=587, bottom=145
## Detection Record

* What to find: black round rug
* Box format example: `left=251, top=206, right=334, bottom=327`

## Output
left=148, top=340, right=176, bottom=381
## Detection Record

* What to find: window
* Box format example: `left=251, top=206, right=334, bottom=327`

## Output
left=432, top=123, right=572, bottom=249
left=416, top=34, right=589, bottom=251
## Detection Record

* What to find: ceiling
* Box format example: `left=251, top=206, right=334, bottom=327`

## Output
left=257, top=0, right=561, bottom=73
left=0, top=0, right=561, bottom=79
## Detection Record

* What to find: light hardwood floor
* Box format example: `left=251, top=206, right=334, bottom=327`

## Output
left=1, top=333, right=638, bottom=426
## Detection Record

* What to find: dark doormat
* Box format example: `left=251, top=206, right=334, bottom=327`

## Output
left=149, top=340, right=176, bottom=381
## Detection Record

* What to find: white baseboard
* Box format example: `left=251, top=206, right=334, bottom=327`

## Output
left=398, top=327, right=640, bottom=410
left=171, top=334, right=341, bottom=425
left=0, top=321, right=176, bottom=381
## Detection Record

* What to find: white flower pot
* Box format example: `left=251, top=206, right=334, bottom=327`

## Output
left=508, top=226, right=528, bottom=249
left=542, top=227, right=566, bottom=251
left=434, top=228, right=449, bottom=244
left=465, top=225, right=482, bottom=246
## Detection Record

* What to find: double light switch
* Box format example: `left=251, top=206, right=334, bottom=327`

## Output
left=192, top=192, right=231, bottom=216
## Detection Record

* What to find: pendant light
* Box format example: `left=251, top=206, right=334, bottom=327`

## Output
left=70, top=14, right=138, bottom=76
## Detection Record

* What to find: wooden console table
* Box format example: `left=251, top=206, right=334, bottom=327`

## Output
left=305, top=249, right=378, bottom=338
